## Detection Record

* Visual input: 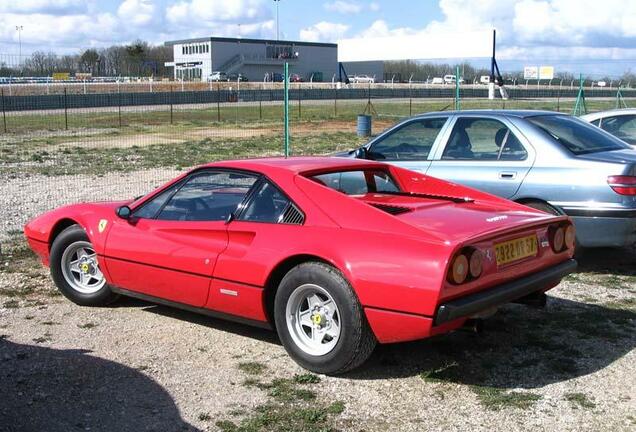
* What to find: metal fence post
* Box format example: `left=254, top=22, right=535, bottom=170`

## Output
left=1, top=89, right=7, bottom=133
left=217, top=82, right=221, bottom=122
left=118, top=86, right=122, bottom=128
left=454, top=65, right=461, bottom=111
left=170, top=85, right=174, bottom=124
left=284, top=62, right=290, bottom=157
left=409, top=84, right=413, bottom=116
left=259, top=84, right=263, bottom=120
left=64, top=87, right=68, bottom=130
left=334, top=87, right=338, bottom=118
left=298, top=85, right=301, bottom=120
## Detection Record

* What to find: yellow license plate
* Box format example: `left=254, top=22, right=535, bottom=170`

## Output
left=495, top=235, right=538, bottom=266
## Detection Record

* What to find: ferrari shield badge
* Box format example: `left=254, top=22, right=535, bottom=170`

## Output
left=98, top=219, right=108, bottom=233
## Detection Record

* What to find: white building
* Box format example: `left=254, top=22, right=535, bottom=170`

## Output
left=164, top=36, right=338, bottom=82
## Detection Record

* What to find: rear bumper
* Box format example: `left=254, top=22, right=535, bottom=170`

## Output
left=565, top=210, right=636, bottom=248
left=434, top=259, right=577, bottom=325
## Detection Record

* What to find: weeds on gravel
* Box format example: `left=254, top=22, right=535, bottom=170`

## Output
left=565, top=392, right=596, bottom=409
left=471, top=386, right=541, bottom=411
left=218, top=366, right=343, bottom=431
left=77, top=322, right=98, bottom=330
left=237, top=361, right=267, bottom=376
left=197, top=413, right=212, bottom=422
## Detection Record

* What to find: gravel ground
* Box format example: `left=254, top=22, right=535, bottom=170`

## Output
left=0, top=242, right=634, bottom=432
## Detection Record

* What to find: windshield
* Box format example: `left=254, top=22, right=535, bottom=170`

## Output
left=309, top=169, right=401, bottom=195
left=527, top=115, right=629, bottom=155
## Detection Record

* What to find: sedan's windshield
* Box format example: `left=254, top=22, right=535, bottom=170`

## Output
left=528, top=115, right=629, bottom=155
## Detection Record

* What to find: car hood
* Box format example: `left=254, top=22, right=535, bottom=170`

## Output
left=357, top=194, right=557, bottom=243
left=576, top=149, right=636, bottom=164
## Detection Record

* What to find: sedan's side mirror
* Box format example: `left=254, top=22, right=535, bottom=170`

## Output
left=353, top=147, right=369, bottom=159
left=116, top=205, right=132, bottom=219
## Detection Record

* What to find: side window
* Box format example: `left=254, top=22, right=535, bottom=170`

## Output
left=156, top=171, right=257, bottom=221
left=370, top=117, right=447, bottom=160
left=239, top=180, right=291, bottom=223
left=134, top=182, right=182, bottom=219
left=311, top=170, right=400, bottom=195
left=590, top=118, right=602, bottom=127
left=442, top=118, right=527, bottom=161
left=600, top=115, right=636, bottom=144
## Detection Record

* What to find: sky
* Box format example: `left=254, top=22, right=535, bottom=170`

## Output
left=0, top=0, right=635, bottom=76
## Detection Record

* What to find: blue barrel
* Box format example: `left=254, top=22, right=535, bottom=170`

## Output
left=357, top=114, right=372, bottom=137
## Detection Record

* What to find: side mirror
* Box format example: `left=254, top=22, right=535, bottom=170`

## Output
left=353, top=147, right=369, bottom=159
left=116, top=205, right=132, bottom=219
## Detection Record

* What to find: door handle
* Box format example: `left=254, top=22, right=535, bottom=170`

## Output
left=499, top=171, right=517, bottom=179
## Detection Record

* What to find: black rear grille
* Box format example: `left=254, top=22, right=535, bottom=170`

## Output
left=281, top=204, right=305, bottom=225
left=370, top=203, right=412, bottom=215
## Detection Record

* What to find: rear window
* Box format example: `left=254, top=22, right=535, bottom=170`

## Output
left=309, top=169, right=401, bottom=195
left=528, top=115, right=629, bottom=155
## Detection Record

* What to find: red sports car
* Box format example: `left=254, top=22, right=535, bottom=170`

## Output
left=24, top=157, right=576, bottom=374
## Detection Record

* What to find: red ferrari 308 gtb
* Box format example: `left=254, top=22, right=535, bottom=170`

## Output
left=24, top=157, right=576, bottom=374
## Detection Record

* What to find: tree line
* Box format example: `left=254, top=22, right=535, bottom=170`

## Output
left=0, top=41, right=172, bottom=78
left=384, top=60, right=636, bottom=85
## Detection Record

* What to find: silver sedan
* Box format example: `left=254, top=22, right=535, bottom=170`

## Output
left=346, top=110, right=636, bottom=248
left=581, top=108, right=636, bottom=146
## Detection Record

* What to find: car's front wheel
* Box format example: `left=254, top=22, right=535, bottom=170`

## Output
left=274, top=262, right=376, bottom=375
left=49, top=225, right=118, bottom=306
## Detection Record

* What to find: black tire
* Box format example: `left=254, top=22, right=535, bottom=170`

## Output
left=274, top=262, right=376, bottom=375
left=49, top=225, right=119, bottom=306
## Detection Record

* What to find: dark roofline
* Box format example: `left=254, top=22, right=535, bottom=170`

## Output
left=164, top=36, right=337, bottom=48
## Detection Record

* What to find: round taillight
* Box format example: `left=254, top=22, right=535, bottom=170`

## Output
left=551, top=226, right=565, bottom=252
left=450, top=254, right=469, bottom=284
left=564, top=224, right=576, bottom=250
left=469, top=250, right=483, bottom=279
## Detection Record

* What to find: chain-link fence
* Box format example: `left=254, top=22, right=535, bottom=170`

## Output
left=1, top=78, right=634, bottom=241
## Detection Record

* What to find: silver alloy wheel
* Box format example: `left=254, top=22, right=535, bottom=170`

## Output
left=60, top=241, right=106, bottom=294
left=285, top=283, right=341, bottom=356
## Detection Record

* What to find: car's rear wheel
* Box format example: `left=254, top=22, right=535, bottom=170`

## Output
left=50, top=225, right=118, bottom=306
left=274, top=262, right=376, bottom=375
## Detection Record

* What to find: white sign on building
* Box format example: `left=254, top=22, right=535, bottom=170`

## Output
left=524, top=66, right=538, bottom=80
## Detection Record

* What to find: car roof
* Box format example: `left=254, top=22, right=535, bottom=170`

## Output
left=410, top=109, right=564, bottom=118
left=201, top=156, right=386, bottom=174
left=581, top=108, right=636, bottom=120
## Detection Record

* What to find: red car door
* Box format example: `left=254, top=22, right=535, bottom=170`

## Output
left=104, top=170, right=258, bottom=307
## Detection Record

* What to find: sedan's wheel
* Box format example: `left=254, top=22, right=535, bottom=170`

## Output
left=274, top=262, right=376, bottom=375
left=50, top=225, right=119, bottom=306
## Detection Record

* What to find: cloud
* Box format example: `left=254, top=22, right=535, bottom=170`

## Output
left=0, top=0, right=88, bottom=15
left=165, top=0, right=274, bottom=38
left=300, top=21, right=349, bottom=42
left=369, top=2, right=380, bottom=12
left=353, top=0, right=636, bottom=61
left=118, top=0, right=157, bottom=27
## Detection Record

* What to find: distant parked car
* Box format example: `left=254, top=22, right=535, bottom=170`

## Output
left=289, top=73, right=304, bottom=83
left=207, top=71, right=228, bottom=82
left=343, top=110, right=636, bottom=248
left=227, top=73, right=248, bottom=82
left=480, top=75, right=491, bottom=84
left=582, top=109, right=636, bottom=146
left=350, top=75, right=374, bottom=84
left=430, top=77, right=444, bottom=85
left=596, top=81, right=607, bottom=87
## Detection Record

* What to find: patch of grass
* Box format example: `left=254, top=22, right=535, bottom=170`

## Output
left=237, top=361, right=267, bottom=376
left=565, top=392, right=596, bottom=409
left=41, top=321, right=59, bottom=326
left=215, top=403, right=339, bottom=432
left=471, top=386, right=541, bottom=411
left=77, top=322, right=98, bottom=329
left=197, top=413, right=212, bottom=422
left=33, top=333, right=52, bottom=344
left=3, top=300, right=20, bottom=309
left=224, top=367, right=342, bottom=431
left=293, top=373, right=321, bottom=384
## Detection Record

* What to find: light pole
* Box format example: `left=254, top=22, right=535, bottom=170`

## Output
left=274, top=0, right=280, bottom=41
left=15, top=25, right=23, bottom=72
